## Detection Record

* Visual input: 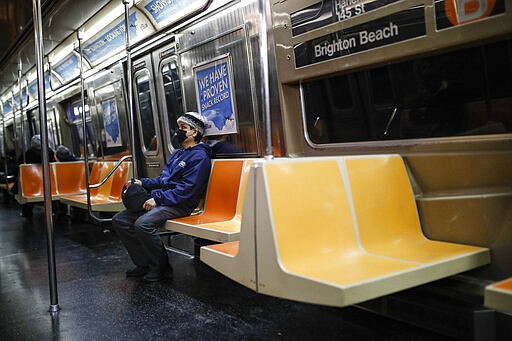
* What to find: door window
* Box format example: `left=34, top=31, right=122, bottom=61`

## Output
left=135, top=71, right=158, bottom=153
left=161, top=59, right=184, bottom=152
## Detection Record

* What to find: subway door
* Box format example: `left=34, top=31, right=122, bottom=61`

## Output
left=153, top=45, right=183, bottom=160
left=91, top=80, right=130, bottom=158
left=132, top=55, right=166, bottom=178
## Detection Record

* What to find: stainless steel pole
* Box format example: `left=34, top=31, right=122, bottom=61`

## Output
left=78, top=31, right=112, bottom=224
left=18, top=60, right=26, bottom=164
left=1, top=113, right=7, bottom=178
left=10, top=92, right=19, bottom=162
left=123, top=0, right=137, bottom=178
left=77, top=31, right=93, bottom=210
left=32, top=0, right=60, bottom=313
left=259, top=0, right=273, bottom=159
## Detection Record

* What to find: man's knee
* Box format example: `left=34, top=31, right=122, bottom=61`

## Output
left=134, top=220, right=158, bottom=235
left=111, top=211, right=122, bottom=227
left=112, top=210, right=133, bottom=230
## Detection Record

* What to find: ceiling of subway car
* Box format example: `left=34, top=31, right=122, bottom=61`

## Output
left=0, top=0, right=111, bottom=98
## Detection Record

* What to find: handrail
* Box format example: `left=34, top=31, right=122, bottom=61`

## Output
left=82, top=155, right=132, bottom=223
left=89, top=154, right=132, bottom=188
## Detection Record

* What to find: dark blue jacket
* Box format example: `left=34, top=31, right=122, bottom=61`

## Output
left=141, top=143, right=212, bottom=215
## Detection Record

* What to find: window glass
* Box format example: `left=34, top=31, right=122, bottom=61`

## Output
left=161, top=60, right=183, bottom=139
left=303, top=39, right=512, bottom=144
left=66, top=101, right=96, bottom=157
left=135, top=72, right=157, bottom=152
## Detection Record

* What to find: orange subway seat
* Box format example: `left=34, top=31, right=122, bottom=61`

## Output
left=166, top=159, right=253, bottom=242
left=173, top=160, right=244, bottom=224
left=485, top=277, right=512, bottom=313
left=108, top=161, right=131, bottom=201
left=54, top=161, right=86, bottom=195
left=60, top=161, right=131, bottom=212
left=20, top=164, right=57, bottom=198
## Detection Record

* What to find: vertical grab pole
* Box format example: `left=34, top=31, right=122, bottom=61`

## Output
left=123, top=0, right=138, bottom=178
left=1, top=110, right=7, bottom=178
left=78, top=31, right=111, bottom=224
left=2, top=116, right=7, bottom=177
left=18, top=60, right=26, bottom=164
left=77, top=30, right=93, bottom=215
left=11, top=92, right=19, bottom=162
left=32, top=0, right=60, bottom=313
left=259, top=0, right=273, bottom=159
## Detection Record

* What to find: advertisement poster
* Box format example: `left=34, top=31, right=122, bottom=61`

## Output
left=194, top=56, right=238, bottom=135
left=101, top=98, right=122, bottom=147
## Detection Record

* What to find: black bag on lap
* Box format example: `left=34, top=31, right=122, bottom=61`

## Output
left=122, top=180, right=151, bottom=212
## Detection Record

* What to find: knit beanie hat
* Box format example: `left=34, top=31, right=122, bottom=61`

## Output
left=177, top=112, right=206, bottom=135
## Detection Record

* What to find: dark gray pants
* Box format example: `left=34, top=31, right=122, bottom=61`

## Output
left=112, top=206, right=185, bottom=272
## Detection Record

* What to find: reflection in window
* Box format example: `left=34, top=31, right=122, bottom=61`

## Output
left=66, top=101, right=96, bottom=157
left=303, top=39, right=512, bottom=144
left=161, top=60, right=183, bottom=139
left=135, top=73, right=157, bottom=152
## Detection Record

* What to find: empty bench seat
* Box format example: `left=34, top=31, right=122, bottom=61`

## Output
left=201, top=156, right=490, bottom=307
left=60, top=161, right=131, bottom=212
left=484, top=277, right=512, bottom=313
left=165, top=159, right=253, bottom=242
left=15, top=163, right=57, bottom=204
left=14, top=161, right=90, bottom=204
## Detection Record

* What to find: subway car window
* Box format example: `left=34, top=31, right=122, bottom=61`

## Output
left=66, top=100, right=96, bottom=158
left=135, top=72, right=157, bottom=152
left=303, top=39, right=512, bottom=144
left=161, top=60, right=183, bottom=147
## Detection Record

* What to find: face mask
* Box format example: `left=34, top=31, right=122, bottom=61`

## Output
left=171, top=129, right=188, bottom=148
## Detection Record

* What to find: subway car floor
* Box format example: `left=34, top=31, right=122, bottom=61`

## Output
left=0, top=200, right=456, bottom=340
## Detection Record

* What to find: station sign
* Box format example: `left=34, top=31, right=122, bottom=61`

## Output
left=194, top=55, right=238, bottom=135
left=292, top=0, right=400, bottom=36
left=82, top=11, right=152, bottom=65
left=2, top=101, right=12, bottom=115
left=138, top=0, right=209, bottom=28
left=53, top=53, right=81, bottom=84
left=28, top=72, right=53, bottom=96
left=12, top=90, right=28, bottom=108
left=436, top=0, right=504, bottom=30
left=295, top=6, right=425, bottom=68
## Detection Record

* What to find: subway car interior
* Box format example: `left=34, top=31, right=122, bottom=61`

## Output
left=0, top=0, right=511, bottom=339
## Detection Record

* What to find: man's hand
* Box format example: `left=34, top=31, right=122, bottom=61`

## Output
left=143, top=198, right=157, bottom=211
left=126, top=179, right=142, bottom=187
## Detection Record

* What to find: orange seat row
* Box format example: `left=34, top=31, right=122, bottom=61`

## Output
left=15, top=161, right=131, bottom=212
left=15, top=161, right=86, bottom=204
left=165, top=159, right=254, bottom=242
left=60, top=161, right=131, bottom=212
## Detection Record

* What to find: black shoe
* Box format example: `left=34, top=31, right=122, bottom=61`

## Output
left=125, top=266, right=148, bottom=278
left=142, top=267, right=173, bottom=282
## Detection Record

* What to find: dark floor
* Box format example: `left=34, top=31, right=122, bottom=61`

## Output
left=0, top=201, right=456, bottom=340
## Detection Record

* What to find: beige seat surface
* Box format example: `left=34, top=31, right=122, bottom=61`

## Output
left=256, top=157, right=489, bottom=307
left=484, top=277, right=512, bottom=313
left=201, top=156, right=490, bottom=307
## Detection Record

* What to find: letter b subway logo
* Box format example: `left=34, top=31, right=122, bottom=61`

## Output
left=445, top=0, right=495, bottom=25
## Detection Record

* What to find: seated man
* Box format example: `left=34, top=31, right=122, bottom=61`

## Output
left=55, top=145, right=77, bottom=162
left=112, top=112, right=212, bottom=282
left=14, top=135, right=56, bottom=217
